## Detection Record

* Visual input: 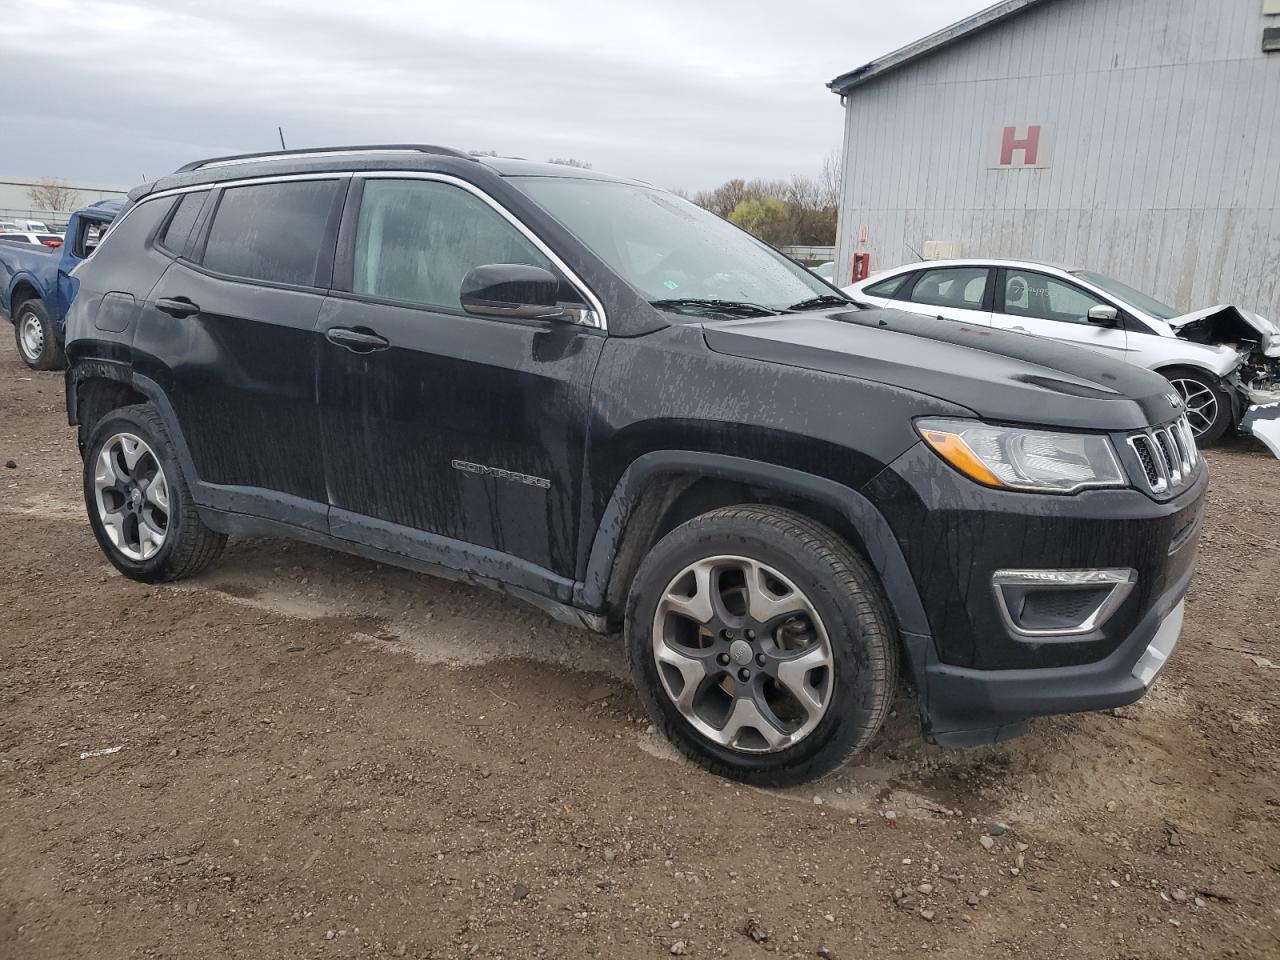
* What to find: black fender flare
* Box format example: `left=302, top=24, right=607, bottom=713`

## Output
left=574, top=450, right=930, bottom=638
left=68, top=365, right=203, bottom=483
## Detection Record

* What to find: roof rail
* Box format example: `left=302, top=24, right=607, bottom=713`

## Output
left=174, top=144, right=475, bottom=173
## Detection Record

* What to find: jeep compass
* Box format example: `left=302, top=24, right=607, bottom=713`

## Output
left=62, top=145, right=1205, bottom=785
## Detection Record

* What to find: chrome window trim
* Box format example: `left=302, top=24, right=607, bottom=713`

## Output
left=114, top=170, right=607, bottom=330
left=357, top=171, right=606, bottom=330
left=104, top=173, right=354, bottom=246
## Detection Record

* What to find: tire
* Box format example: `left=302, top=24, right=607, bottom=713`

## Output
left=626, top=505, right=898, bottom=786
left=82, top=403, right=226, bottom=583
left=1161, top=366, right=1232, bottom=447
left=13, top=298, right=65, bottom=371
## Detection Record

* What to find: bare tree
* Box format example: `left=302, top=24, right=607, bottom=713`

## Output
left=27, top=178, right=80, bottom=212
left=818, top=148, right=842, bottom=210
left=547, top=158, right=592, bottom=169
left=686, top=153, right=841, bottom=246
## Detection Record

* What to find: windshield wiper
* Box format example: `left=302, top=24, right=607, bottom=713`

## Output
left=649, top=298, right=779, bottom=318
left=785, top=294, right=854, bottom=312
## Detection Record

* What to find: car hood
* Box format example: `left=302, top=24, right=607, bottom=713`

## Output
left=702, top=307, right=1184, bottom=432
left=1166, top=304, right=1279, bottom=357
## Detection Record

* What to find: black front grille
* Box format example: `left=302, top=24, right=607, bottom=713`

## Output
left=1127, top=416, right=1198, bottom=496
left=1132, top=436, right=1160, bottom=487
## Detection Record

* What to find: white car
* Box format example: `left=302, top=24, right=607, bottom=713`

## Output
left=846, top=258, right=1280, bottom=444
left=0, top=230, right=63, bottom=248
left=809, top=261, right=836, bottom=282
left=0, top=219, right=50, bottom=232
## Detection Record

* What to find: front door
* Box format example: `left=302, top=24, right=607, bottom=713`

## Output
left=989, top=268, right=1129, bottom=358
left=317, top=175, right=604, bottom=586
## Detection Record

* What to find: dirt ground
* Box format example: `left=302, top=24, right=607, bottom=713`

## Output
left=1, top=336, right=1277, bottom=960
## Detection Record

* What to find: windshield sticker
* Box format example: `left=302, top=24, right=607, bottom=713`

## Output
left=663, top=280, right=679, bottom=290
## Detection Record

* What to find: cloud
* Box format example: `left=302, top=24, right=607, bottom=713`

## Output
left=3, top=0, right=988, bottom=190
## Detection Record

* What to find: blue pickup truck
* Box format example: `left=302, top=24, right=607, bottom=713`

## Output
left=0, top=199, right=122, bottom=369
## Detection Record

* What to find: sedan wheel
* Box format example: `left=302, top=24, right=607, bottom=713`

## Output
left=1169, top=377, right=1219, bottom=438
left=652, top=555, right=834, bottom=754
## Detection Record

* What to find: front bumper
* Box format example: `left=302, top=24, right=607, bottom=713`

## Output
left=904, top=571, right=1189, bottom=746
left=866, top=439, right=1205, bottom=746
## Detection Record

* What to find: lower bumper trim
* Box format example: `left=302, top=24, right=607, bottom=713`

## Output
left=1132, top=600, right=1183, bottom=687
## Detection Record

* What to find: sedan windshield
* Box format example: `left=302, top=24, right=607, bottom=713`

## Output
left=512, top=176, right=833, bottom=312
left=1071, top=269, right=1180, bottom=320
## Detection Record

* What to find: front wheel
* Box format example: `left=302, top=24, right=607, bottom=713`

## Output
left=13, top=298, right=64, bottom=370
left=1162, top=367, right=1232, bottom=446
left=625, top=506, right=898, bottom=786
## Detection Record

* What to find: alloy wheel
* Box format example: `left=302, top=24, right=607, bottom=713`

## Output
left=651, top=555, right=834, bottom=754
left=1170, top=378, right=1218, bottom=438
left=93, top=433, right=170, bottom=561
left=18, top=310, right=44, bottom=362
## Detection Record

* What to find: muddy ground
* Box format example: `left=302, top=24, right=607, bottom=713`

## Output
left=1, top=335, right=1277, bottom=960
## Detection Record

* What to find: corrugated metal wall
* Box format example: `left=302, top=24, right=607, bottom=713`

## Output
left=834, top=0, right=1280, bottom=318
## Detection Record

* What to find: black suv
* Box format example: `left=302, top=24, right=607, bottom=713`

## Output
left=64, top=145, right=1205, bottom=785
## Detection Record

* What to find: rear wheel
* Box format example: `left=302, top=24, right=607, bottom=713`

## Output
left=13, top=298, right=64, bottom=370
left=626, top=506, right=898, bottom=786
left=1162, top=367, right=1231, bottom=446
left=83, top=404, right=225, bottom=582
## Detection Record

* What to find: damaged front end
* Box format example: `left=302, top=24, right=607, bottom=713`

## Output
left=1171, top=304, right=1280, bottom=452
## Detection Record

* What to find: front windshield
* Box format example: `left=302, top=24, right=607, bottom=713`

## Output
left=512, top=176, right=833, bottom=311
left=1071, top=269, right=1180, bottom=320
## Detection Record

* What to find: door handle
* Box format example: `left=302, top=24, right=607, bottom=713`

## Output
left=155, top=297, right=200, bottom=318
left=325, top=326, right=390, bottom=353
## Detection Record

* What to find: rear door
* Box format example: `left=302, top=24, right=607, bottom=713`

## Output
left=133, top=177, right=346, bottom=521
left=896, top=266, right=994, bottom=325
left=317, top=174, right=604, bottom=583
left=989, top=267, right=1128, bottom=358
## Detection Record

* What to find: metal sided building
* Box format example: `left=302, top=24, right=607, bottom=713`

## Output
left=829, top=0, right=1280, bottom=318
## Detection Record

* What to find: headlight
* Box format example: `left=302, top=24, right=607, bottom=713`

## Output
left=916, top=418, right=1126, bottom=493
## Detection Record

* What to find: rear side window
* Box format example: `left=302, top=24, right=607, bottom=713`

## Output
left=909, top=267, right=989, bottom=309
left=863, top=273, right=911, bottom=298
left=202, top=180, right=340, bottom=286
left=352, top=178, right=553, bottom=310
left=0, top=235, right=32, bottom=245
left=157, top=191, right=207, bottom=256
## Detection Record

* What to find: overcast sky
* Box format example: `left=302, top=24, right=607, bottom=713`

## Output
left=3, top=0, right=989, bottom=192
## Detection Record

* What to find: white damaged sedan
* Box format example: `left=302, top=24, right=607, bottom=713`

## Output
left=846, top=258, right=1280, bottom=446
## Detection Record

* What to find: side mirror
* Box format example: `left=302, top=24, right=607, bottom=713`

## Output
left=1087, top=305, right=1119, bottom=326
left=460, top=264, right=565, bottom=320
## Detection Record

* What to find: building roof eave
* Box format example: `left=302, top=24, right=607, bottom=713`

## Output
left=827, top=0, right=1055, bottom=95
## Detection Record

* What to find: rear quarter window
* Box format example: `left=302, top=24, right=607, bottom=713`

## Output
left=862, top=273, right=912, bottom=299
left=201, top=180, right=342, bottom=286
left=156, top=191, right=208, bottom=256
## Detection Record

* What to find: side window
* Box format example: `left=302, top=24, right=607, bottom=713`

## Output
left=863, top=272, right=912, bottom=299
left=1004, top=271, right=1107, bottom=325
left=908, top=268, right=988, bottom=309
left=202, top=180, right=340, bottom=286
left=156, top=191, right=207, bottom=256
left=353, top=179, right=555, bottom=311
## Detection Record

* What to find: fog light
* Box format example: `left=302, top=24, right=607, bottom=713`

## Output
left=992, top=568, right=1136, bottom=638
